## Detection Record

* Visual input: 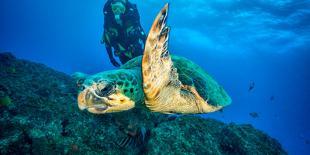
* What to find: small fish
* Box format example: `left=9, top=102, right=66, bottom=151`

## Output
left=305, top=140, right=310, bottom=145
left=270, top=96, right=275, bottom=101
left=116, top=127, right=148, bottom=148
left=249, top=112, right=259, bottom=118
left=118, top=136, right=135, bottom=148
left=248, top=81, right=255, bottom=92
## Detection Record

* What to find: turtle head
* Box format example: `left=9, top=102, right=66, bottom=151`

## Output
left=74, top=71, right=136, bottom=114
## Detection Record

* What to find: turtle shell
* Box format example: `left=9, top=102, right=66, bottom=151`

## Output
left=172, top=56, right=231, bottom=107
left=120, top=56, right=143, bottom=69
left=121, top=55, right=231, bottom=107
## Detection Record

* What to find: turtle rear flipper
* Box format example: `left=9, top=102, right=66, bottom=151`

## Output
left=142, top=4, right=224, bottom=114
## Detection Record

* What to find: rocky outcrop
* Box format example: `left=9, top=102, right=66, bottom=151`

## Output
left=147, top=117, right=286, bottom=154
left=0, top=52, right=286, bottom=154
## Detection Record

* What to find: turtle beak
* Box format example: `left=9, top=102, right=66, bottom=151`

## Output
left=77, top=87, right=109, bottom=113
left=77, top=89, right=88, bottom=110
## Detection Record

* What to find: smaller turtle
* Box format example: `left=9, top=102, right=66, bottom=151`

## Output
left=75, top=4, right=231, bottom=114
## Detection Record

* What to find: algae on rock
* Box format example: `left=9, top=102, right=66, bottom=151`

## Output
left=0, top=96, right=12, bottom=107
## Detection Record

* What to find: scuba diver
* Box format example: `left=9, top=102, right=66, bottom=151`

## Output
left=101, top=0, right=146, bottom=67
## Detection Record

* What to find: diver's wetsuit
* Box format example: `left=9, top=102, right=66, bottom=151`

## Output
left=102, top=0, right=146, bottom=66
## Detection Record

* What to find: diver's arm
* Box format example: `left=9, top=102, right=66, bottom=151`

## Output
left=102, top=0, right=120, bottom=67
left=104, top=30, right=120, bottom=67
left=105, top=45, right=120, bottom=67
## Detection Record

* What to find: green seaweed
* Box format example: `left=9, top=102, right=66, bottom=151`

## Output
left=10, top=67, right=16, bottom=73
left=0, top=96, right=12, bottom=107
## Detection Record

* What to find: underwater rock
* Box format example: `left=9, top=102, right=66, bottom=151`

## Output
left=0, top=53, right=286, bottom=154
left=148, top=116, right=286, bottom=155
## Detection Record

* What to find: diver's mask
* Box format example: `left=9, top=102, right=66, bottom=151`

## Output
left=111, top=1, right=126, bottom=25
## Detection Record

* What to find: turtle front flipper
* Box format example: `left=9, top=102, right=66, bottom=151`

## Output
left=142, top=4, right=173, bottom=102
left=142, top=4, right=226, bottom=114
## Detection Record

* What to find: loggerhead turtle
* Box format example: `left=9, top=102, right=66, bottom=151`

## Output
left=75, top=4, right=231, bottom=114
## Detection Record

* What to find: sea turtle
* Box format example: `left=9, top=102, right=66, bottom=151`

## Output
left=75, top=4, right=231, bottom=114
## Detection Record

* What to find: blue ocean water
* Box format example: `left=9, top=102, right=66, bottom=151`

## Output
left=0, top=0, right=309, bottom=154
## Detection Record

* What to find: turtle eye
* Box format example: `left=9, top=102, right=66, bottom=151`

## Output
left=96, top=83, right=115, bottom=97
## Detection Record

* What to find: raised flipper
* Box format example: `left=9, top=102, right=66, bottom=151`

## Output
left=142, top=4, right=226, bottom=114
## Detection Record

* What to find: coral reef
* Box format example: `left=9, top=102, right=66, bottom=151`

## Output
left=0, top=52, right=286, bottom=154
